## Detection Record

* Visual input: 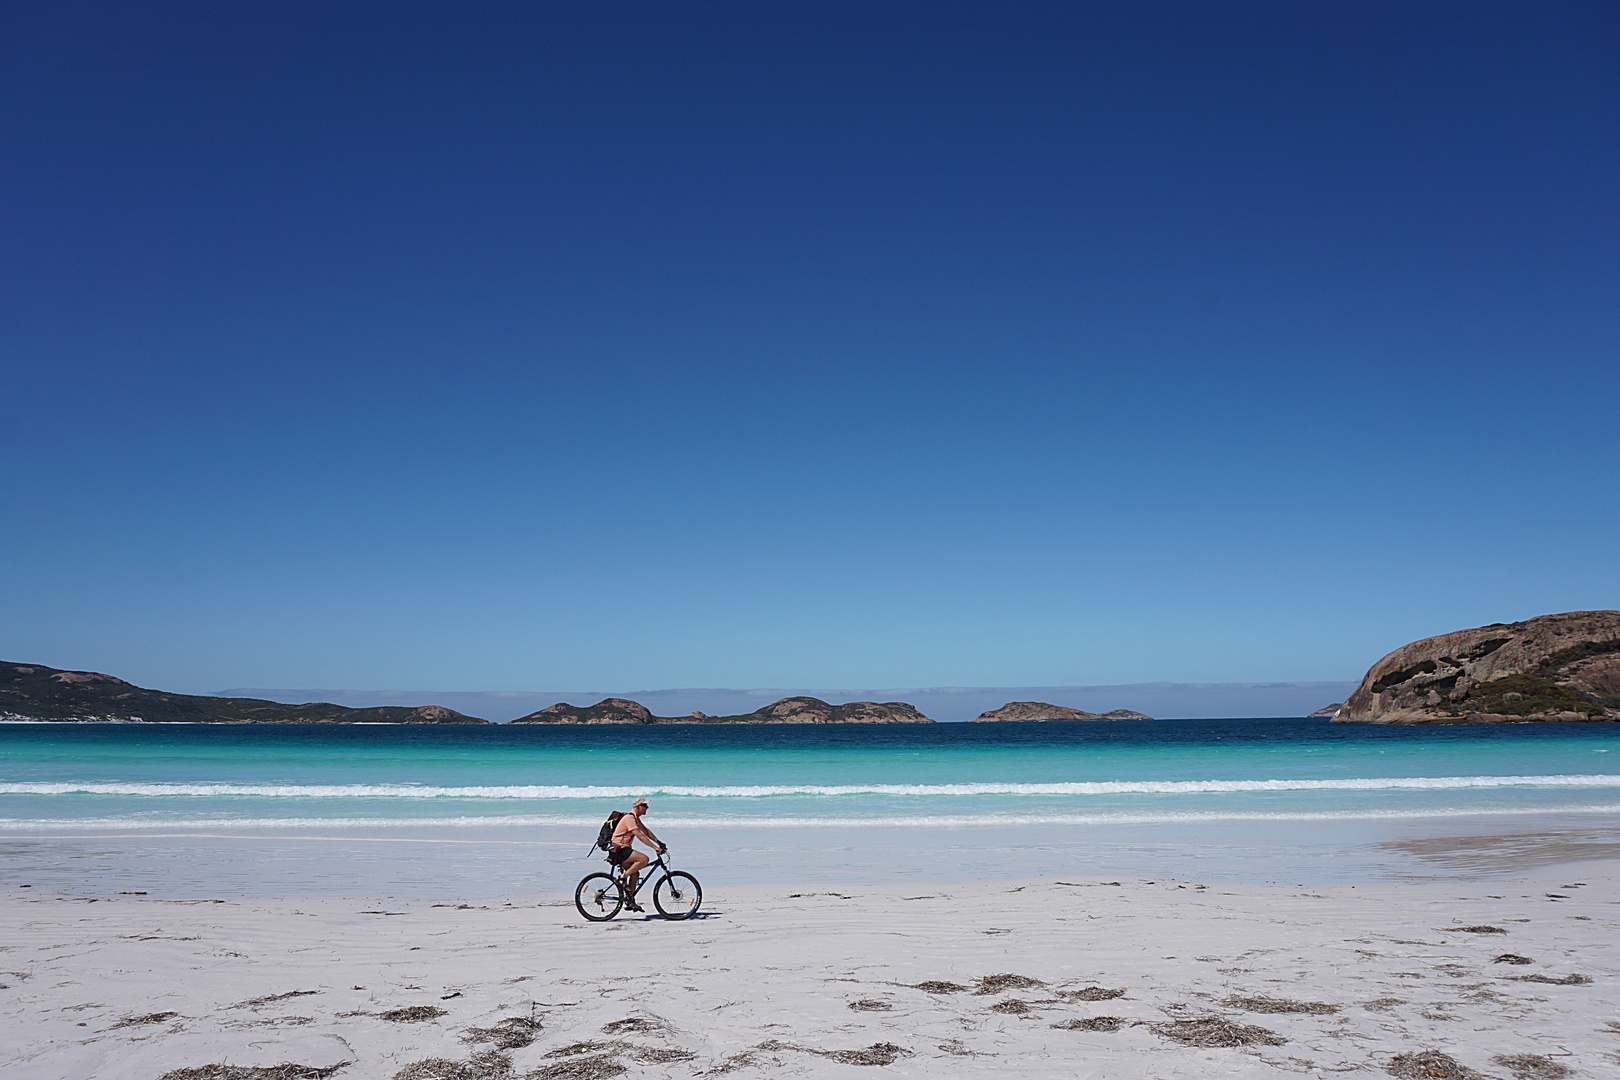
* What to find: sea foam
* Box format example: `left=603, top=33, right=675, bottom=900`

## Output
left=2, top=775, right=1618, bottom=799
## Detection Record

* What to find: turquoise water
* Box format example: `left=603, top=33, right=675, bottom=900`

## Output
left=4, top=719, right=1617, bottom=833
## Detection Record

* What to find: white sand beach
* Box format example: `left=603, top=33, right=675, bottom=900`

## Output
left=3, top=860, right=1616, bottom=1080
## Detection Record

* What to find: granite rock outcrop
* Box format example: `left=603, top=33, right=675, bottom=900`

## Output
left=1336, top=611, right=1620, bottom=724
left=0, top=662, right=490, bottom=724
left=510, top=695, right=933, bottom=724
left=510, top=698, right=654, bottom=725
left=972, top=701, right=1153, bottom=722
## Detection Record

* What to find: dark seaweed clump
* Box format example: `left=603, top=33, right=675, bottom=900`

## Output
left=1051, top=1017, right=1123, bottom=1032
left=974, top=973, right=1043, bottom=995
left=1386, top=1051, right=1486, bottom=1079
left=1152, top=1018, right=1286, bottom=1047
left=161, top=1065, right=351, bottom=1080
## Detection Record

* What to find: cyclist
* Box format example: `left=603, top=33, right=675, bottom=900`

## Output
left=608, top=797, right=664, bottom=911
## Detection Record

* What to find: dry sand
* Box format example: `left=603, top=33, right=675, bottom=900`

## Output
left=2, top=866, right=1616, bottom=1080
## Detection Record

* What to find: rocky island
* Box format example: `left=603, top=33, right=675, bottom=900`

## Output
left=1335, top=610, right=1620, bottom=724
left=971, top=701, right=1154, bottom=722
left=0, top=662, right=490, bottom=724
left=509, top=695, right=933, bottom=724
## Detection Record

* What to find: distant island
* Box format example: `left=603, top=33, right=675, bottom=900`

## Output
left=0, top=662, right=489, bottom=724
left=1335, top=610, right=1620, bottom=724
left=509, top=695, right=934, bottom=724
left=970, top=701, right=1153, bottom=722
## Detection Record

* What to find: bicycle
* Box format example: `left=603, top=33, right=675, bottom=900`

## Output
left=575, top=849, right=702, bottom=922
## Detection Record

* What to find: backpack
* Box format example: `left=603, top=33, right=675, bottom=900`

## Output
left=591, top=810, right=624, bottom=855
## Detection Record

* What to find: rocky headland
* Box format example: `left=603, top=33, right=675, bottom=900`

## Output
left=1335, top=610, right=1620, bottom=724
left=971, top=701, right=1154, bottom=722
left=1308, top=703, right=1343, bottom=718
left=0, top=662, right=490, bottom=724
left=509, top=695, right=933, bottom=724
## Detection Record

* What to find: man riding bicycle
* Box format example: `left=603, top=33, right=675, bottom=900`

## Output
left=608, top=797, right=664, bottom=912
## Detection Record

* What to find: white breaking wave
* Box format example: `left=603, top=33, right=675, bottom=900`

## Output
left=2, top=804, right=1620, bottom=831
left=1, top=775, right=1618, bottom=799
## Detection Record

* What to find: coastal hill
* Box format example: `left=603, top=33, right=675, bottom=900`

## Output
left=1308, top=703, right=1343, bottom=718
left=1335, top=610, right=1620, bottom=724
left=0, top=662, right=490, bottom=724
left=510, top=695, right=933, bottom=724
left=971, top=701, right=1154, bottom=722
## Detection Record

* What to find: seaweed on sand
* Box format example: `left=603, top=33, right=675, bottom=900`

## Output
left=379, top=1006, right=447, bottom=1022
left=627, top=1048, right=695, bottom=1064
left=973, top=974, right=1043, bottom=995
left=538, top=1041, right=692, bottom=1072
left=543, top=1043, right=612, bottom=1058
left=1057, top=986, right=1125, bottom=1002
left=1051, top=1017, right=1123, bottom=1032
left=114, top=1011, right=179, bottom=1028
left=232, top=991, right=319, bottom=1009
left=1510, top=973, right=1592, bottom=985
left=1222, top=995, right=1339, bottom=1014
left=989, top=999, right=1031, bottom=1015
left=392, top=1051, right=512, bottom=1080
left=756, top=1039, right=912, bottom=1066
left=1491, top=954, right=1534, bottom=965
left=525, top=1056, right=625, bottom=1080
left=823, top=1044, right=910, bottom=1066
left=1493, top=1055, right=1574, bottom=1080
left=848, top=999, right=893, bottom=1011
left=1151, top=1018, right=1287, bottom=1047
left=463, top=1017, right=542, bottom=1049
left=702, top=1050, right=765, bottom=1076
left=599, top=1017, right=666, bottom=1035
left=159, top=1065, right=350, bottom=1080
left=1441, top=926, right=1507, bottom=935
left=1385, top=1050, right=1487, bottom=1079
left=912, top=981, right=966, bottom=994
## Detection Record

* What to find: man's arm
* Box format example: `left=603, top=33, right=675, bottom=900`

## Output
left=634, top=821, right=663, bottom=849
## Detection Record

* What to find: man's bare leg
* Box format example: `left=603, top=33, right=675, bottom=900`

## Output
left=622, top=851, right=649, bottom=898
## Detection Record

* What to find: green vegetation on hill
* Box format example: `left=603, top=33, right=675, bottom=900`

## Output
left=0, top=662, right=489, bottom=724
left=1458, top=673, right=1604, bottom=717
left=1443, top=638, right=1620, bottom=717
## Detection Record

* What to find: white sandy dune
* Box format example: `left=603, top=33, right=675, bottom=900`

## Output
left=2, top=868, right=1616, bottom=1080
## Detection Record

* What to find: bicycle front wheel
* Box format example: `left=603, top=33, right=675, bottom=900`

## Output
left=575, top=872, right=623, bottom=922
left=652, top=871, right=702, bottom=920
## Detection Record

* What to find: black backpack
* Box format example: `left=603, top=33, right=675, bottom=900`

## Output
left=591, top=810, right=624, bottom=855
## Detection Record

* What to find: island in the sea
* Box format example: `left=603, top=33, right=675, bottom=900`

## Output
left=1335, top=610, right=1620, bottom=724
left=970, top=701, right=1153, bottom=722
left=509, top=695, right=934, bottom=724
left=0, top=662, right=489, bottom=724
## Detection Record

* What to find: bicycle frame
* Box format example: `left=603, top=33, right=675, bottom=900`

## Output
left=610, top=850, right=671, bottom=902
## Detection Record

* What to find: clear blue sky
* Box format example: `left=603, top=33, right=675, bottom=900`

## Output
left=3, top=1, right=1616, bottom=694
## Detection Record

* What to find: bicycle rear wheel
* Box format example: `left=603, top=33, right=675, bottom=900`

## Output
left=652, top=871, right=702, bottom=920
left=575, top=872, right=623, bottom=921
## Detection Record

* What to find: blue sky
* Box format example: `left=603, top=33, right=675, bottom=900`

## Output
left=3, top=1, right=1616, bottom=694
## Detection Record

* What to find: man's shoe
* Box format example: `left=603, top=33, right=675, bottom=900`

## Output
left=626, top=901, right=645, bottom=913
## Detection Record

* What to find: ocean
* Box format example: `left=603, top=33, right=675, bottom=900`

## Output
left=3, top=718, right=1617, bottom=896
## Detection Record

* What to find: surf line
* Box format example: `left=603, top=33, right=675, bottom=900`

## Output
left=4, top=775, right=1620, bottom=799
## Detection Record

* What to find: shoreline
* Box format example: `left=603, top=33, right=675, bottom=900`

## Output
left=5, top=813, right=1620, bottom=903
left=4, top=867, right=1615, bottom=1079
